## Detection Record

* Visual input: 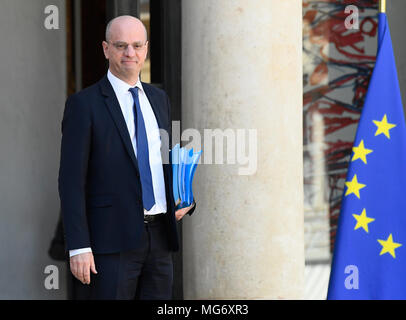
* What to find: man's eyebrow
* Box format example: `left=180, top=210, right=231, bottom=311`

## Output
left=113, top=40, right=144, bottom=44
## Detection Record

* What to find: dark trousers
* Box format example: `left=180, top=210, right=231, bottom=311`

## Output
left=72, top=217, right=173, bottom=300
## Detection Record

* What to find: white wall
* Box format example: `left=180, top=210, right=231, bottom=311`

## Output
left=0, top=0, right=67, bottom=299
left=388, top=0, right=406, bottom=108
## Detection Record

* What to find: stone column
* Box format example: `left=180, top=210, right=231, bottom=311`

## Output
left=181, top=0, right=304, bottom=299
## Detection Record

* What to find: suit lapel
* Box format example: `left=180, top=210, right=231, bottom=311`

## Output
left=142, top=83, right=164, bottom=130
left=99, top=75, right=140, bottom=173
left=142, top=83, right=172, bottom=188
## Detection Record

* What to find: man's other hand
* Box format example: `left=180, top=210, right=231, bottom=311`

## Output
left=70, top=252, right=97, bottom=284
left=175, top=203, right=195, bottom=221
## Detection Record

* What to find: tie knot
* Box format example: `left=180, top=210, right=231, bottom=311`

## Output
left=129, top=86, right=139, bottom=98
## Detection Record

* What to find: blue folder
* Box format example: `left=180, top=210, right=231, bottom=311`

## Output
left=171, top=143, right=202, bottom=209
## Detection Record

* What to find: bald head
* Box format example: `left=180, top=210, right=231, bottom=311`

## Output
left=105, top=15, right=148, bottom=43
left=102, top=15, right=149, bottom=85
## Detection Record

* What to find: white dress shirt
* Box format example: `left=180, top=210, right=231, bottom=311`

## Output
left=69, top=70, right=167, bottom=257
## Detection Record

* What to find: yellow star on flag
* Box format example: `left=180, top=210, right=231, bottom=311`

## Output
left=378, top=234, right=402, bottom=258
left=345, top=174, right=366, bottom=199
left=373, top=114, right=396, bottom=139
left=352, top=140, right=373, bottom=164
left=352, top=208, right=375, bottom=233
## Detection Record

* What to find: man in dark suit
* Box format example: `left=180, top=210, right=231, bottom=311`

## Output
left=58, top=15, right=194, bottom=300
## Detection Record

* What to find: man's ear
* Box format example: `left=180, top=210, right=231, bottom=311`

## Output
left=102, top=41, right=109, bottom=59
left=144, top=41, right=149, bottom=59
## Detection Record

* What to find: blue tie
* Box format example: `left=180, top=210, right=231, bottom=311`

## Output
left=129, top=87, right=156, bottom=211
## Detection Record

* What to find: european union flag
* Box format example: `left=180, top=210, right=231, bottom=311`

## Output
left=327, top=12, right=406, bottom=299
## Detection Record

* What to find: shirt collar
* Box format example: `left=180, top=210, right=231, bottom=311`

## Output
left=107, top=70, right=144, bottom=97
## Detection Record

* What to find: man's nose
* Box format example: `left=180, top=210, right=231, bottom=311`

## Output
left=125, top=45, right=135, bottom=56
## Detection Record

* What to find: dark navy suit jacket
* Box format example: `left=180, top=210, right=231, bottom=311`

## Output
left=58, top=75, right=189, bottom=254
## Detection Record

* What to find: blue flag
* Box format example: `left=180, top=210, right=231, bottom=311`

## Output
left=327, top=13, right=406, bottom=299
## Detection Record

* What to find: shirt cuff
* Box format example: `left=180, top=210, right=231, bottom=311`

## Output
left=69, top=247, right=92, bottom=257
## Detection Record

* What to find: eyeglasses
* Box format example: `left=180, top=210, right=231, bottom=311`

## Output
left=109, top=41, right=147, bottom=52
